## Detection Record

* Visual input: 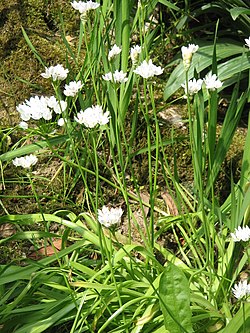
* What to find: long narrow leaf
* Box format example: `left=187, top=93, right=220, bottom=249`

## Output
left=0, top=135, right=68, bottom=162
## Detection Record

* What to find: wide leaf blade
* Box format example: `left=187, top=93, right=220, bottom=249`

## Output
left=159, top=263, right=193, bottom=333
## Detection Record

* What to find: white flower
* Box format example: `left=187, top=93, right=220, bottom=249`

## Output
left=98, top=205, right=123, bottom=228
left=41, top=107, right=53, bottom=120
left=16, top=96, right=67, bottom=121
left=46, top=96, right=67, bottom=114
left=58, top=118, right=67, bottom=126
left=133, top=59, right=163, bottom=79
left=181, top=44, right=199, bottom=70
left=12, top=154, right=38, bottom=169
left=181, top=78, right=203, bottom=96
left=232, top=280, right=250, bottom=300
left=41, top=64, right=69, bottom=81
left=231, top=226, right=250, bottom=242
left=102, top=70, right=128, bottom=83
left=71, top=1, right=100, bottom=14
left=19, top=121, right=28, bottom=130
left=74, top=105, right=110, bottom=128
left=17, top=96, right=48, bottom=121
left=245, top=37, right=250, bottom=50
left=64, top=80, right=83, bottom=97
left=130, top=45, right=141, bottom=64
left=204, top=73, right=223, bottom=91
left=108, top=44, right=122, bottom=60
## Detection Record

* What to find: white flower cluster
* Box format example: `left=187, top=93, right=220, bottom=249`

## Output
left=181, top=78, right=203, bottom=96
left=41, top=66, right=83, bottom=98
left=245, top=37, right=250, bottom=50
left=102, top=70, right=128, bottom=83
left=203, top=73, right=223, bottom=91
left=133, top=59, right=163, bottom=79
left=231, top=226, right=250, bottom=242
left=130, top=45, right=141, bottom=64
left=74, top=105, right=110, bottom=128
left=71, top=0, right=100, bottom=15
left=181, top=44, right=199, bottom=70
left=232, top=280, right=250, bottom=300
left=98, top=205, right=123, bottom=228
left=108, top=44, right=122, bottom=60
left=64, top=80, right=84, bottom=97
left=180, top=44, right=223, bottom=94
left=12, top=154, right=38, bottom=169
left=16, top=96, right=67, bottom=122
left=182, top=73, right=223, bottom=96
left=41, top=64, right=69, bottom=81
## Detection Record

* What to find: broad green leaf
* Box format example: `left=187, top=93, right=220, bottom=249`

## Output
left=230, top=7, right=250, bottom=20
left=159, top=263, right=193, bottom=333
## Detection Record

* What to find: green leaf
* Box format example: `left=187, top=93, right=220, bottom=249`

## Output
left=230, top=7, right=250, bottom=20
left=158, top=0, right=179, bottom=11
left=221, top=303, right=250, bottom=333
left=0, top=231, right=60, bottom=245
left=206, top=89, right=247, bottom=194
left=0, top=135, right=68, bottom=162
left=159, top=263, right=193, bottom=333
left=240, top=114, right=250, bottom=190
left=21, top=27, right=45, bottom=66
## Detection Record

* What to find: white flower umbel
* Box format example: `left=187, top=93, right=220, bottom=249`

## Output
left=108, top=44, right=122, bottom=60
left=12, top=154, right=38, bottom=169
left=181, top=44, right=199, bottom=70
left=17, top=96, right=50, bottom=121
left=232, top=280, right=250, bottom=300
left=102, top=70, right=128, bottom=83
left=16, top=96, right=67, bottom=121
left=181, top=78, right=203, bottom=96
left=64, top=80, right=83, bottom=97
left=133, top=59, right=163, bottom=79
left=98, top=205, right=123, bottom=228
left=19, top=121, right=28, bottom=130
left=231, top=226, right=250, bottom=242
left=71, top=1, right=100, bottom=14
left=41, top=64, right=69, bottom=81
left=130, top=45, right=141, bottom=64
left=245, top=37, right=250, bottom=50
left=204, top=73, right=223, bottom=91
left=75, top=105, right=110, bottom=128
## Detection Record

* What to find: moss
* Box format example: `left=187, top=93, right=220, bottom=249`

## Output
left=0, top=0, right=79, bottom=126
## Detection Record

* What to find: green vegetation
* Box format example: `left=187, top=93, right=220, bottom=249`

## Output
left=0, top=0, right=249, bottom=332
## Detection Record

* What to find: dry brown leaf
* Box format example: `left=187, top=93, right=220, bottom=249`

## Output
left=0, top=223, right=16, bottom=238
left=161, top=191, right=179, bottom=216
left=28, top=239, right=62, bottom=260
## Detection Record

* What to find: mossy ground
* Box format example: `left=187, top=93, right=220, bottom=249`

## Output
left=0, top=0, right=78, bottom=126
